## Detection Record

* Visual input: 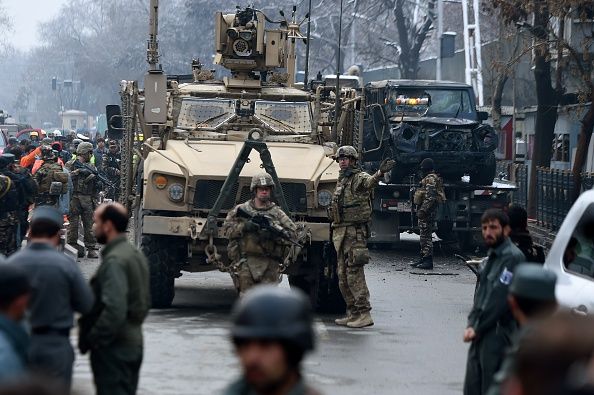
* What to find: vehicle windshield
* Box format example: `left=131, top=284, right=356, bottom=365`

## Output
left=254, top=101, right=312, bottom=134
left=177, top=98, right=235, bottom=129
left=387, top=88, right=474, bottom=119
left=176, top=99, right=312, bottom=135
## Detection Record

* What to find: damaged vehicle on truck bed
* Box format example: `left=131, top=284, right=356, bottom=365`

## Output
left=362, top=80, right=498, bottom=185
left=107, top=2, right=348, bottom=312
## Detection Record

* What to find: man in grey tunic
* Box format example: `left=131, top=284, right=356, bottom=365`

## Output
left=7, top=206, right=94, bottom=390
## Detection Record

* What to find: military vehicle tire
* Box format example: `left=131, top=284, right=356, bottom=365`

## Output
left=135, top=209, right=183, bottom=308
left=289, top=242, right=346, bottom=314
left=470, top=152, right=496, bottom=185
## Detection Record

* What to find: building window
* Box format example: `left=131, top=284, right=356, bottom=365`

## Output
left=70, top=119, right=77, bottom=130
left=552, top=133, right=570, bottom=162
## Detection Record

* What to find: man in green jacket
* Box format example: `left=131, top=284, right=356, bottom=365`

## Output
left=78, top=203, right=150, bottom=395
left=463, top=209, right=526, bottom=395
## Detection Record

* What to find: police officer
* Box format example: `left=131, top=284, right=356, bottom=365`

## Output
left=224, top=286, right=320, bottom=395
left=412, top=158, right=445, bottom=270
left=0, top=171, right=19, bottom=256
left=7, top=206, right=93, bottom=390
left=34, top=147, right=68, bottom=208
left=223, top=173, right=297, bottom=295
left=329, top=146, right=394, bottom=328
left=102, top=140, right=121, bottom=201
left=66, top=142, right=99, bottom=258
left=463, top=209, right=526, bottom=395
left=486, top=263, right=557, bottom=395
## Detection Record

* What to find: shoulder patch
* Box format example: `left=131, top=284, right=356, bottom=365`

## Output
left=499, top=267, right=513, bottom=285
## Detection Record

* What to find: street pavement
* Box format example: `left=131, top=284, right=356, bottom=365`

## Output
left=72, top=234, right=476, bottom=395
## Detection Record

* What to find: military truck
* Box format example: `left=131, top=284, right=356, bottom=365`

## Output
left=362, top=80, right=498, bottom=185
left=107, top=1, right=350, bottom=311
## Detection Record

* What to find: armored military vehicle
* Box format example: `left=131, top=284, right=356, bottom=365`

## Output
left=362, top=80, right=498, bottom=185
left=107, top=1, right=348, bottom=311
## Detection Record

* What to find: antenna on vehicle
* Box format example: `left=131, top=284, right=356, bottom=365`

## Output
left=303, top=0, right=312, bottom=86
left=332, top=0, right=344, bottom=141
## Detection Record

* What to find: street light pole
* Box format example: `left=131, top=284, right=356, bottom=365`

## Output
left=332, top=0, right=344, bottom=141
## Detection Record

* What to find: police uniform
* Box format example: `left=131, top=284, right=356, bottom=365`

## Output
left=223, top=173, right=297, bottom=295
left=412, top=158, right=445, bottom=270
left=66, top=142, right=99, bottom=258
left=329, top=146, right=394, bottom=328
left=6, top=206, right=94, bottom=389
left=463, top=237, right=526, bottom=395
left=485, top=263, right=557, bottom=395
left=34, top=147, right=68, bottom=207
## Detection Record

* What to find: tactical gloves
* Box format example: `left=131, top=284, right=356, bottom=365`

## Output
left=379, top=159, right=396, bottom=174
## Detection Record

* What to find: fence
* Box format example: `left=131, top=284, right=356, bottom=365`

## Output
left=509, top=162, right=594, bottom=230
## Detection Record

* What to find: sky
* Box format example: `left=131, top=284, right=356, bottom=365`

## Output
left=4, top=0, right=67, bottom=50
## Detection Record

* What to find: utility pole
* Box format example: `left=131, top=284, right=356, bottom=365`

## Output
left=462, top=0, right=484, bottom=105
left=436, top=0, right=443, bottom=80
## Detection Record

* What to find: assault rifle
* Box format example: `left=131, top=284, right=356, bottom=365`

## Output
left=236, top=206, right=302, bottom=248
left=72, top=160, right=116, bottom=190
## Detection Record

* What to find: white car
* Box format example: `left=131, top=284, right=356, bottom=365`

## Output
left=545, top=189, right=594, bottom=315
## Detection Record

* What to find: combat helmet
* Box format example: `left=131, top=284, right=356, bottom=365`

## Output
left=40, top=145, right=56, bottom=160
left=250, top=172, right=275, bottom=192
left=230, top=286, right=315, bottom=352
left=420, top=158, right=434, bottom=171
left=76, top=142, right=94, bottom=155
left=335, top=145, right=359, bottom=162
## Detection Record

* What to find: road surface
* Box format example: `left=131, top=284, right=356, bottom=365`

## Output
left=72, top=235, right=476, bottom=395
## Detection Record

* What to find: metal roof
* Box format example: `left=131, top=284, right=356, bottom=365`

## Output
left=366, top=79, right=472, bottom=89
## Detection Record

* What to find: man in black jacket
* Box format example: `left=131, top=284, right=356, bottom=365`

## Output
left=463, top=209, right=526, bottom=395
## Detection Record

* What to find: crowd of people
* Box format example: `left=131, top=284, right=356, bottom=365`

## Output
left=0, top=132, right=122, bottom=258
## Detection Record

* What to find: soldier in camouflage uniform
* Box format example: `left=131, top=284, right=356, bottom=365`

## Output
left=34, top=146, right=69, bottom=207
left=66, top=142, right=99, bottom=259
left=223, top=173, right=297, bottom=295
left=0, top=171, right=19, bottom=256
left=329, top=146, right=395, bottom=328
left=412, top=158, right=445, bottom=270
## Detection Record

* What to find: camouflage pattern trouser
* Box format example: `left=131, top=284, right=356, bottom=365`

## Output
left=0, top=212, right=18, bottom=256
left=332, top=225, right=371, bottom=315
left=234, top=256, right=281, bottom=296
left=67, top=195, right=97, bottom=249
left=419, top=214, right=435, bottom=258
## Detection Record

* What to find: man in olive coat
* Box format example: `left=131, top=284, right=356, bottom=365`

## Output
left=78, top=203, right=150, bottom=395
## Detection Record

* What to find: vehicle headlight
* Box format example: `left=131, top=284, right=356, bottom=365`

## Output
left=317, top=190, right=333, bottom=207
left=168, top=183, right=184, bottom=203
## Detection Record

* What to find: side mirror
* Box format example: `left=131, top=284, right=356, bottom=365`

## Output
left=477, top=111, right=489, bottom=122
left=106, top=105, right=124, bottom=140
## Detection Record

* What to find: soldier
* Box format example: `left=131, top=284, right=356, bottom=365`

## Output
left=66, top=142, right=99, bottom=258
left=463, top=209, right=526, bottom=395
left=7, top=206, right=94, bottom=390
left=223, top=173, right=297, bottom=295
left=33, top=147, right=68, bottom=208
left=329, top=146, right=395, bottom=328
left=79, top=203, right=150, bottom=395
left=102, top=140, right=121, bottom=201
left=0, top=171, right=19, bottom=256
left=412, top=158, right=445, bottom=270
left=507, top=205, right=545, bottom=264
left=486, top=263, right=557, bottom=395
left=224, top=286, right=320, bottom=395
left=0, top=154, right=24, bottom=255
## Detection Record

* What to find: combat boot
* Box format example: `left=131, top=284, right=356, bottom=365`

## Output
left=335, top=311, right=354, bottom=326
left=410, top=257, right=424, bottom=268
left=347, top=312, right=374, bottom=328
left=416, top=256, right=433, bottom=270
left=87, top=249, right=99, bottom=259
left=69, top=243, right=85, bottom=258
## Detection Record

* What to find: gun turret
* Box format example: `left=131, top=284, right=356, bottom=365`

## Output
left=214, top=6, right=307, bottom=89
